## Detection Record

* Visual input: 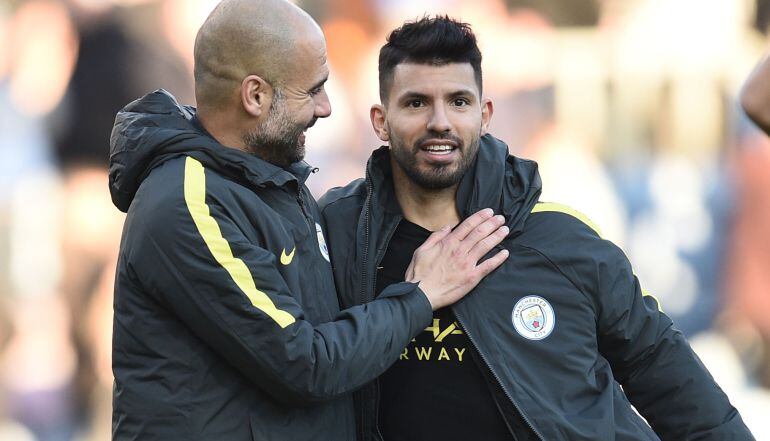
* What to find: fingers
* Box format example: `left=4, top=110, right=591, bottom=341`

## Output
left=405, top=225, right=450, bottom=282
left=457, top=214, right=506, bottom=254
left=447, top=208, right=494, bottom=241
left=419, top=224, right=452, bottom=250
left=474, top=248, right=509, bottom=278
left=468, top=225, right=509, bottom=262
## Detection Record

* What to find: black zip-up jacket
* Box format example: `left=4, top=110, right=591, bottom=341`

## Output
left=318, top=135, right=753, bottom=441
left=108, top=90, right=433, bottom=441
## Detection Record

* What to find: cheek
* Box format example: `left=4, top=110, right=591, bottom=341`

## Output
left=289, top=97, right=314, bottom=119
left=454, top=115, right=483, bottom=138
left=304, top=99, right=318, bottom=118
left=389, top=114, right=425, bottom=140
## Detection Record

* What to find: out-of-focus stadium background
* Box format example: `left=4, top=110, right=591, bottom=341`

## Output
left=0, top=0, right=769, bottom=439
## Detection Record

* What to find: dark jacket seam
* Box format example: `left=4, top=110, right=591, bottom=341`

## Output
left=318, top=191, right=365, bottom=217
left=515, top=243, right=599, bottom=321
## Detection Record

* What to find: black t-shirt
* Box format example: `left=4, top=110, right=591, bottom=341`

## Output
left=374, top=220, right=513, bottom=441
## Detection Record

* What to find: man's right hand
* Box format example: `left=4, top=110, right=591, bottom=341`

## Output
left=405, top=208, right=509, bottom=310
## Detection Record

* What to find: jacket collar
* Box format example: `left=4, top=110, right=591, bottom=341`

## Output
left=364, top=134, right=542, bottom=235
left=109, top=89, right=313, bottom=212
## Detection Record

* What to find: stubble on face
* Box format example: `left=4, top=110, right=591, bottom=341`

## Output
left=242, top=89, right=311, bottom=167
left=388, top=128, right=479, bottom=190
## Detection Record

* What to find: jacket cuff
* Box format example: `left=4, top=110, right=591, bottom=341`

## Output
left=378, top=281, right=433, bottom=331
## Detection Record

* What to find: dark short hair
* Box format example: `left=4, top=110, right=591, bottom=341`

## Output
left=378, top=15, right=483, bottom=103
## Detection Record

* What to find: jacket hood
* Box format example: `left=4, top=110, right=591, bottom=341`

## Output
left=367, top=134, right=541, bottom=234
left=456, top=134, right=541, bottom=234
left=109, top=89, right=312, bottom=212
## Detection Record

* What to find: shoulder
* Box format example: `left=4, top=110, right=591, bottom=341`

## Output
left=318, top=178, right=367, bottom=216
left=526, top=201, right=604, bottom=239
left=130, top=156, right=241, bottom=233
left=139, top=155, right=235, bottom=201
left=520, top=201, right=628, bottom=274
left=132, top=156, right=187, bottom=211
left=518, top=202, right=637, bottom=310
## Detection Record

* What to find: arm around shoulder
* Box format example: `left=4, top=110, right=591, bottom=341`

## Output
left=129, top=178, right=431, bottom=406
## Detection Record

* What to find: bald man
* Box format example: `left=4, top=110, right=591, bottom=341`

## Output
left=108, top=1, right=508, bottom=440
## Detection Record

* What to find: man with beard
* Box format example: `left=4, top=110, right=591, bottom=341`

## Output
left=107, top=2, right=510, bottom=440
left=319, top=16, right=753, bottom=441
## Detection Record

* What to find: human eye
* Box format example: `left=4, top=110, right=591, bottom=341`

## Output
left=406, top=99, right=425, bottom=108
left=309, top=86, right=323, bottom=96
left=451, top=97, right=470, bottom=107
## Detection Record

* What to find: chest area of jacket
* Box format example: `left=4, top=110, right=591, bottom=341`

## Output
left=453, top=245, right=601, bottom=370
left=214, top=184, right=338, bottom=320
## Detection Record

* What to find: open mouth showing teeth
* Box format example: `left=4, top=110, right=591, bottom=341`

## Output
left=422, top=145, right=455, bottom=154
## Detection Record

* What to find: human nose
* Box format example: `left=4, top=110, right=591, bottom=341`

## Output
left=314, top=89, right=331, bottom=118
left=426, top=104, right=451, bottom=133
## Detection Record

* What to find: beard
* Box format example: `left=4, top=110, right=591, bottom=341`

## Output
left=388, top=129, right=479, bottom=190
left=242, top=89, right=312, bottom=167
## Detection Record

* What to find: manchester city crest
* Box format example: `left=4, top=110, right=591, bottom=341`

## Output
left=315, top=222, right=330, bottom=262
left=512, top=296, right=555, bottom=340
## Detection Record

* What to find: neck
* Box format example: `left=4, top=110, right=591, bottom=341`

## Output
left=197, top=107, right=248, bottom=151
left=391, top=161, right=460, bottom=231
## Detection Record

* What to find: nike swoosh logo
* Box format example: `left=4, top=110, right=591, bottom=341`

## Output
left=280, top=247, right=295, bottom=265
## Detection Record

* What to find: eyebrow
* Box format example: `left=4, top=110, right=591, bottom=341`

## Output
left=447, top=88, right=476, bottom=98
left=397, top=88, right=477, bottom=102
left=309, top=74, right=329, bottom=92
left=398, top=91, right=430, bottom=102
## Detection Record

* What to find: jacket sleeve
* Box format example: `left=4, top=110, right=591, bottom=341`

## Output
left=129, top=186, right=432, bottom=406
left=591, top=239, right=754, bottom=440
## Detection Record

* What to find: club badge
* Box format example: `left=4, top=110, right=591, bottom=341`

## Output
left=316, top=222, right=330, bottom=262
left=512, top=296, right=555, bottom=340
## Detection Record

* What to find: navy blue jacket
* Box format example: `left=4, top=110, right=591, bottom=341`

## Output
left=109, top=90, right=433, bottom=440
left=319, top=135, right=753, bottom=441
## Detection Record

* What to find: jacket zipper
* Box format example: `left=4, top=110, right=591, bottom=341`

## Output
left=362, top=163, right=412, bottom=441
left=359, top=168, right=374, bottom=304
left=452, top=309, right=545, bottom=441
left=368, top=216, right=402, bottom=441
left=358, top=167, right=376, bottom=441
left=295, top=186, right=314, bottom=233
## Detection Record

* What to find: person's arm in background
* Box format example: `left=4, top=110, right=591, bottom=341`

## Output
left=741, top=51, right=770, bottom=133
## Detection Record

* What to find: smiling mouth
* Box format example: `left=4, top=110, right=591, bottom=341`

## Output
left=419, top=137, right=460, bottom=156
left=299, top=120, right=316, bottom=146
left=421, top=144, right=456, bottom=155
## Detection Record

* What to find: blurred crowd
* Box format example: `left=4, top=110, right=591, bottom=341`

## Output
left=0, top=0, right=769, bottom=439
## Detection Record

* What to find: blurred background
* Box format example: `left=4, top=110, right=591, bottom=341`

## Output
left=0, top=0, right=769, bottom=439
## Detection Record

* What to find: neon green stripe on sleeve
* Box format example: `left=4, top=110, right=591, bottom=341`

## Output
left=531, top=202, right=603, bottom=238
left=183, top=156, right=295, bottom=328
left=531, top=201, right=661, bottom=310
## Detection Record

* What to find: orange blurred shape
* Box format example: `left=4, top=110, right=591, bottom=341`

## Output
left=726, top=135, right=770, bottom=336
left=324, top=19, right=370, bottom=81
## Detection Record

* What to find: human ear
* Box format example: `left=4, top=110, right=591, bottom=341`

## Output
left=370, top=104, right=390, bottom=142
left=480, top=98, right=494, bottom=135
left=240, top=75, right=272, bottom=117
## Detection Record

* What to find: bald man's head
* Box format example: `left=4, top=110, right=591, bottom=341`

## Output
left=193, top=0, right=324, bottom=110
